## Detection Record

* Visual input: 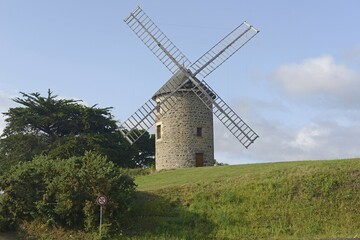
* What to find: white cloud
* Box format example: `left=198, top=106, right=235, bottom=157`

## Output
left=273, top=55, right=360, bottom=96
left=0, top=91, right=16, bottom=134
left=290, top=120, right=360, bottom=160
left=213, top=92, right=360, bottom=164
left=215, top=114, right=360, bottom=164
left=0, top=122, right=5, bottom=135
left=214, top=54, right=360, bottom=164
left=290, top=123, right=328, bottom=150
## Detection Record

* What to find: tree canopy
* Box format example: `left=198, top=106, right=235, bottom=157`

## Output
left=0, top=90, right=154, bottom=172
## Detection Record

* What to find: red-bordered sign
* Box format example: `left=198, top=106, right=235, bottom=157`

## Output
left=96, top=195, right=107, bottom=205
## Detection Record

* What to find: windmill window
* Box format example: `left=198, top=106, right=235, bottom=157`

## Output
left=156, top=125, right=162, bottom=139
left=197, top=127, right=203, bottom=137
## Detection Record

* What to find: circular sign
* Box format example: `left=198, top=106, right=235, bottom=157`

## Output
left=97, top=195, right=107, bottom=205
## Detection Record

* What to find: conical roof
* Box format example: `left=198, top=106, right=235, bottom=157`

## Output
left=152, top=70, right=216, bottom=100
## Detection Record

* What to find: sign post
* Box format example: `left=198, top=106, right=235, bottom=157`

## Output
left=96, top=195, right=107, bottom=237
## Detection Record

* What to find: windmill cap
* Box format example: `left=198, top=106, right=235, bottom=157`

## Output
left=152, top=70, right=216, bottom=100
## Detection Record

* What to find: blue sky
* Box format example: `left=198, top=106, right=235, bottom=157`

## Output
left=1, top=0, right=360, bottom=164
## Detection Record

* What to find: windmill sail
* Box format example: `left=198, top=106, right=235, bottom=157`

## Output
left=124, top=6, right=191, bottom=74
left=190, top=22, right=259, bottom=78
left=122, top=6, right=195, bottom=144
left=119, top=71, right=191, bottom=144
left=121, top=70, right=259, bottom=148
left=120, top=6, right=259, bottom=148
left=191, top=80, right=259, bottom=148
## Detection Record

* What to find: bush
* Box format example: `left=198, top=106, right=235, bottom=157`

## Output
left=125, top=167, right=154, bottom=178
left=0, top=151, right=136, bottom=232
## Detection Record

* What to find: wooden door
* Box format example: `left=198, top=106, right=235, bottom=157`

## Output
left=195, top=153, right=204, bottom=167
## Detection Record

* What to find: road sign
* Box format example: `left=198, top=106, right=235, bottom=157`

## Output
left=97, top=195, right=107, bottom=205
left=96, top=195, right=107, bottom=236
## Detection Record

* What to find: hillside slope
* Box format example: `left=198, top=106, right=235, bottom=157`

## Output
left=122, top=159, right=360, bottom=239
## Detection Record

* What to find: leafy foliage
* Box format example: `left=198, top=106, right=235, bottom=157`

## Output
left=0, top=151, right=136, bottom=232
left=127, top=130, right=155, bottom=168
left=0, top=90, right=155, bottom=173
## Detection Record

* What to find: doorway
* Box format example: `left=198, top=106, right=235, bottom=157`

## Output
left=195, top=153, right=204, bottom=167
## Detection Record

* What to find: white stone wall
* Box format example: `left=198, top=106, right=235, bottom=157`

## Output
left=155, top=90, right=214, bottom=170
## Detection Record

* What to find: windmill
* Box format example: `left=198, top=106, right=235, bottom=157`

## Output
left=120, top=6, right=259, bottom=170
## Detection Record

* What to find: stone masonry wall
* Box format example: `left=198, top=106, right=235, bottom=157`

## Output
left=155, top=90, right=214, bottom=170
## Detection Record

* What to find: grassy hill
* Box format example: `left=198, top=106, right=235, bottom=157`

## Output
left=120, top=159, right=360, bottom=239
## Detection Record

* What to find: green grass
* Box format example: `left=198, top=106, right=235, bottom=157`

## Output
left=119, top=159, right=360, bottom=239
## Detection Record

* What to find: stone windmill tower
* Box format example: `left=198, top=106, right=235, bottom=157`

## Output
left=120, top=6, right=260, bottom=170
left=152, top=72, right=216, bottom=169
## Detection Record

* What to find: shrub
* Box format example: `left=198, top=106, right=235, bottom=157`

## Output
left=0, top=151, right=136, bottom=232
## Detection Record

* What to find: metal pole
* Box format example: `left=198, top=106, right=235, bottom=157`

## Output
left=99, top=205, right=103, bottom=236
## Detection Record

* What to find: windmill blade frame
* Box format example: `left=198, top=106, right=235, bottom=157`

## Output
left=119, top=72, right=191, bottom=144
left=120, top=66, right=259, bottom=148
left=190, top=22, right=259, bottom=79
left=157, top=70, right=259, bottom=149
left=124, top=6, right=191, bottom=74
left=190, top=79, right=259, bottom=148
left=120, top=6, right=259, bottom=148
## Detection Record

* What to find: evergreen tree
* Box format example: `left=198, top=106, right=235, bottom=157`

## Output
left=0, top=90, right=155, bottom=173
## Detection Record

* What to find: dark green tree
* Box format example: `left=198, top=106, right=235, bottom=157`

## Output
left=0, top=90, right=155, bottom=173
left=127, top=130, right=155, bottom=168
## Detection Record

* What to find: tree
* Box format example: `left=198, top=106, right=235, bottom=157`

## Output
left=0, top=90, right=155, bottom=172
left=0, top=152, right=136, bottom=231
left=127, top=130, right=155, bottom=168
